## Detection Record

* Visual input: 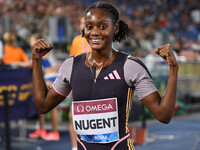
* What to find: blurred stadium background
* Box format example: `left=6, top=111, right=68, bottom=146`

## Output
left=0, top=0, right=200, bottom=150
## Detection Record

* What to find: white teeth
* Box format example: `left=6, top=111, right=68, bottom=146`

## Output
left=92, top=39, right=102, bottom=42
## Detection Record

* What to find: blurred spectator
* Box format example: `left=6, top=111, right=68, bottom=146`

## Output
left=179, top=40, right=199, bottom=62
left=190, top=5, right=200, bottom=25
left=3, top=32, right=29, bottom=65
left=0, top=39, right=3, bottom=64
left=69, top=15, right=91, bottom=56
left=172, top=40, right=182, bottom=56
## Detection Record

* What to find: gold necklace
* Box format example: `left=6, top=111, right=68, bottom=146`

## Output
left=89, top=55, right=112, bottom=83
left=90, top=66, right=103, bottom=83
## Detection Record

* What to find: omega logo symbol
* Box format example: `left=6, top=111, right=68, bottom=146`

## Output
left=77, top=105, right=84, bottom=112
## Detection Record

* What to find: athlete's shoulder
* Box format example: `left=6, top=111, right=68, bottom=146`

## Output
left=125, top=55, right=152, bottom=78
left=116, top=50, right=145, bottom=66
left=61, top=55, right=74, bottom=67
left=64, top=55, right=74, bottom=61
left=113, top=50, right=129, bottom=64
left=57, top=55, right=74, bottom=75
left=73, top=52, right=86, bottom=61
left=127, top=55, right=145, bottom=66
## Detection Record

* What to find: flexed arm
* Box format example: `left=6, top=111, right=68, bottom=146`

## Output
left=142, top=44, right=179, bottom=123
left=32, top=39, right=66, bottom=113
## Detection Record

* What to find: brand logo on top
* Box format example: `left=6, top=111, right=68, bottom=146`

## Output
left=73, top=99, right=117, bottom=115
left=104, top=70, right=121, bottom=80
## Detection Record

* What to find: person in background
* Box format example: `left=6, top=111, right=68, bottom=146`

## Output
left=0, top=39, right=3, bottom=64
left=28, top=33, right=60, bottom=141
left=3, top=32, right=29, bottom=65
left=69, top=15, right=92, bottom=56
left=69, top=15, right=91, bottom=150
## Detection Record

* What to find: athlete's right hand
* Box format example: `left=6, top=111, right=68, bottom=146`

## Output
left=32, top=39, right=53, bottom=59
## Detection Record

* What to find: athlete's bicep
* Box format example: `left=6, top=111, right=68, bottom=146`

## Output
left=44, top=87, right=69, bottom=112
left=141, top=91, right=161, bottom=118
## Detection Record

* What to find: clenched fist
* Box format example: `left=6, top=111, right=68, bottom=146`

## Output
left=32, top=39, right=53, bottom=59
left=155, top=44, right=178, bottom=67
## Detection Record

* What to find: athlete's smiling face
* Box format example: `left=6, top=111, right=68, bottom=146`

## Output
left=84, top=8, right=117, bottom=51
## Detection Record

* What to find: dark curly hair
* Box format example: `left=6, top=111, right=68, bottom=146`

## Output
left=82, top=1, right=132, bottom=43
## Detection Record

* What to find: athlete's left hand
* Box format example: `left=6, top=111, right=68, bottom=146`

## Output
left=155, top=44, right=178, bottom=67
